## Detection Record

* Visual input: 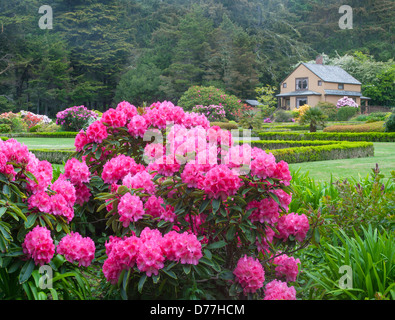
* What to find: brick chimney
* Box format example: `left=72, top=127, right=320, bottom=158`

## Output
left=316, top=55, right=323, bottom=65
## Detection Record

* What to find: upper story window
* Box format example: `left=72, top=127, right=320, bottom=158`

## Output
left=318, top=80, right=322, bottom=86
left=338, top=83, right=344, bottom=90
left=296, top=78, right=308, bottom=90
left=283, top=82, right=287, bottom=88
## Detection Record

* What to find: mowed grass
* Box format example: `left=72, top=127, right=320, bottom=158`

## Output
left=14, top=137, right=75, bottom=150
left=289, top=142, right=395, bottom=183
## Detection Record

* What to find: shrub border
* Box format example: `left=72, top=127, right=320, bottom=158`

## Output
left=257, top=131, right=395, bottom=142
left=1, top=132, right=78, bottom=138
left=237, top=139, right=374, bottom=164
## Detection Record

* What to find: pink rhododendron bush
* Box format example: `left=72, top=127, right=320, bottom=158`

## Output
left=0, top=100, right=319, bottom=300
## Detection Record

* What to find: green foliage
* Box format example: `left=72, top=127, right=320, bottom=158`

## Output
left=0, top=124, right=11, bottom=133
left=336, top=107, right=359, bottom=121
left=115, top=63, right=164, bottom=106
left=299, top=107, right=327, bottom=132
left=258, top=131, right=395, bottom=142
left=324, top=121, right=385, bottom=133
left=303, top=226, right=395, bottom=300
left=209, top=122, right=239, bottom=130
left=316, top=102, right=338, bottom=121
left=384, top=113, right=395, bottom=132
left=178, top=86, right=242, bottom=120
left=273, top=110, right=294, bottom=123
left=255, top=85, right=277, bottom=118
left=29, top=149, right=74, bottom=165
left=238, top=109, right=263, bottom=130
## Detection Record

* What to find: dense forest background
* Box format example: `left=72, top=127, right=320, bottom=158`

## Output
left=0, top=0, right=394, bottom=117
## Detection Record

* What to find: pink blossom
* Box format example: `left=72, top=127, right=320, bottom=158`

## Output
left=273, top=253, right=300, bottom=282
left=86, top=121, right=108, bottom=144
left=272, top=161, right=292, bottom=186
left=233, top=255, right=265, bottom=294
left=101, top=108, right=127, bottom=128
left=201, top=164, right=242, bottom=200
left=102, top=154, right=145, bottom=184
left=116, top=101, right=138, bottom=119
left=118, top=193, right=145, bottom=227
left=250, top=150, right=277, bottom=179
left=28, top=191, right=52, bottom=213
left=127, top=115, right=148, bottom=138
left=51, top=177, right=76, bottom=207
left=74, top=130, right=89, bottom=152
left=64, top=158, right=90, bottom=185
left=276, top=213, right=310, bottom=242
left=75, top=183, right=92, bottom=206
left=57, top=232, right=96, bottom=267
left=122, top=170, right=156, bottom=195
left=264, top=280, right=296, bottom=300
left=246, top=197, right=280, bottom=225
left=22, top=226, right=55, bottom=266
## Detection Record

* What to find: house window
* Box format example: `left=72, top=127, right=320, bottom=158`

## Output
left=338, top=83, right=344, bottom=90
left=318, top=80, right=322, bottom=86
left=296, top=78, right=308, bottom=90
left=283, top=83, right=287, bottom=88
left=296, top=97, right=308, bottom=107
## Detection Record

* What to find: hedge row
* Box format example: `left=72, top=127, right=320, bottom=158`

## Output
left=236, top=139, right=374, bottom=163
left=257, top=131, right=395, bottom=142
left=1, top=132, right=78, bottom=138
left=29, top=149, right=74, bottom=164
left=323, top=121, right=385, bottom=133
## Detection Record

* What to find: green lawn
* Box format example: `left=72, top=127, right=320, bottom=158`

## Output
left=289, top=142, right=395, bottom=182
left=14, top=137, right=75, bottom=150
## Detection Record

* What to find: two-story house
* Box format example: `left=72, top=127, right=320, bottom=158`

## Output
left=276, top=56, right=370, bottom=110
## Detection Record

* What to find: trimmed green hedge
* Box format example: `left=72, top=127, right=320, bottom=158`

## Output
left=29, top=149, right=74, bottom=164
left=257, top=131, right=395, bottom=142
left=236, top=139, right=374, bottom=164
left=2, top=132, right=78, bottom=138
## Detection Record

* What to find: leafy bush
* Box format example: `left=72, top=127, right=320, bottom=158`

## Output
left=29, top=124, right=41, bottom=132
left=274, top=110, right=294, bottom=123
left=0, top=124, right=11, bottom=133
left=0, top=138, right=94, bottom=300
left=385, top=113, right=395, bottom=132
left=299, top=107, right=327, bottom=132
left=324, top=121, right=385, bottom=133
left=56, top=106, right=98, bottom=131
left=336, top=106, right=359, bottom=121
left=178, top=86, right=242, bottom=120
left=257, top=131, right=395, bottom=142
left=316, top=102, right=338, bottom=121
left=192, top=105, right=226, bottom=122
left=69, top=100, right=316, bottom=300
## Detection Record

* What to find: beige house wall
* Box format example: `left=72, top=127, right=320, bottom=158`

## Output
left=281, top=64, right=325, bottom=94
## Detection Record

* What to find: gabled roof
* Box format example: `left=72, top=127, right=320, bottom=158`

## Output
left=324, top=90, right=362, bottom=96
left=276, top=90, right=321, bottom=97
left=245, top=100, right=263, bottom=106
left=302, top=63, right=361, bottom=85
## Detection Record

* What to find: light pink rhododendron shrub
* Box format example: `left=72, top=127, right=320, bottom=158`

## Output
left=70, top=100, right=316, bottom=299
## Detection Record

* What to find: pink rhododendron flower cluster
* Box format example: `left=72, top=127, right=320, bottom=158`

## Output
left=273, top=253, right=301, bottom=282
left=86, top=120, right=108, bottom=144
left=263, top=280, right=296, bottom=300
left=22, top=226, right=55, bottom=266
left=246, top=198, right=280, bottom=224
left=233, top=255, right=265, bottom=294
left=128, top=115, right=148, bottom=138
left=0, top=138, right=30, bottom=179
left=201, top=164, right=242, bottom=200
left=276, top=212, right=310, bottom=242
left=118, top=193, right=145, bottom=227
left=57, top=232, right=96, bottom=267
left=122, top=170, right=156, bottom=195
left=64, top=158, right=90, bottom=185
left=101, top=108, right=127, bottom=128
left=102, top=154, right=145, bottom=184
left=103, top=227, right=203, bottom=283
left=336, top=96, right=359, bottom=108
left=116, top=101, right=138, bottom=119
